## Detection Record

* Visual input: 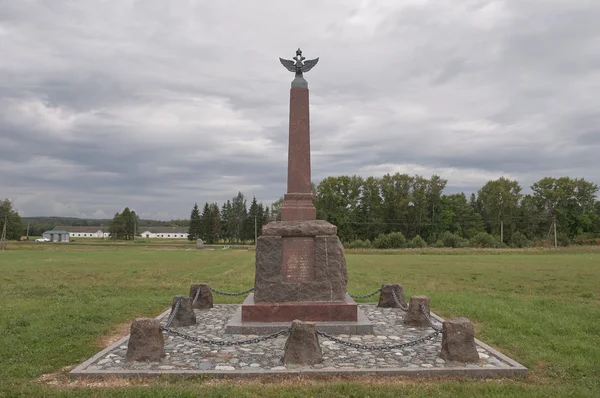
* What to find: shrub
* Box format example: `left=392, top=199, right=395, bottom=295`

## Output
left=408, top=235, right=428, bottom=248
left=556, top=233, right=571, bottom=247
left=510, top=232, right=533, bottom=248
left=433, top=240, right=445, bottom=248
left=387, top=232, right=407, bottom=249
left=437, top=232, right=469, bottom=248
left=469, top=232, right=505, bottom=248
left=373, top=233, right=391, bottom=249
left=345, top=239, right=372, bottom=249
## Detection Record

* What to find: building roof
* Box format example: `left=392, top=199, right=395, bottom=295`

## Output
left=139, top=227, right=188, bottom=234
left=54, top=226, right=106, bottom=233
left=44, top=230, right=69, bottom=234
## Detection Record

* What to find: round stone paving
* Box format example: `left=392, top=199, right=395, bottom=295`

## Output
left=83, top=305, right=513, bottom=372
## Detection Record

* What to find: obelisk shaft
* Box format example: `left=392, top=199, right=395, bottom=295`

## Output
left=281, top=86, right=316, bottom=221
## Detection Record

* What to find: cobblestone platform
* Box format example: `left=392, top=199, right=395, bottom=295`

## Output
left=70, top=304, right=527, bottom=379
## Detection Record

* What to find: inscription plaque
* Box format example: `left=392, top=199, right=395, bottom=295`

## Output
left=281, top=237, right=316, bottom=282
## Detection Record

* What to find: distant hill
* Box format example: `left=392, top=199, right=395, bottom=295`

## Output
left=22, top=216, right=189, bottom=236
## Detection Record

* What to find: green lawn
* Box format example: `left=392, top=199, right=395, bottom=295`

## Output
left=0, top=245, right=599, bottom=397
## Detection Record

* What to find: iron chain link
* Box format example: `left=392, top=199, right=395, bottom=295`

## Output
left=210, top=287, right=255, bottom=296
left=348, top=286, right=383, bottom=299
left=391, top=288, right=409, bottom=311
left=419, top=302, right=443, bottom=332
left=164, top=300, right=180, bottom=328
left=192, top=287, right=201, bottom=305
left=162, top=327, right=291, bottom=346
left=316, top=329, right=441, bottom=350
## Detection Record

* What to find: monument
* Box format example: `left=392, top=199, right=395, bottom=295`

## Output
left=226, top=49, right=372, bottom=334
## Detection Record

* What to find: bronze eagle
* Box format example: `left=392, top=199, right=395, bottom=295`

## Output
left=279, top=48, right=319, bottom=77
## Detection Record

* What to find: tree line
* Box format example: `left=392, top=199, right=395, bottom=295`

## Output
left=314, top=174, right=600, bottom=247
left=187, top=193, right=271, bottom=244
left=2, top=174, right=599, bottom=247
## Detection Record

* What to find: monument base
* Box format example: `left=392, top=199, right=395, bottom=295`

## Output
left=281, top=193, right=316, bottom=221
left=241, top=293, right=357, bottom=322
left=226, top=294, right=374, bottom=335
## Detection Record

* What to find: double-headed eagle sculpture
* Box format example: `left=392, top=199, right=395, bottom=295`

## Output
left=279, top=48, right=319, bottom=77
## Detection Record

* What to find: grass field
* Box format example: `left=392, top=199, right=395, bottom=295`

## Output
left=0, top=245, right=599, bottom=397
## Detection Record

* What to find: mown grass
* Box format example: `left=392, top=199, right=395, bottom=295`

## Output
left=0, top=245, right=599, bottom=397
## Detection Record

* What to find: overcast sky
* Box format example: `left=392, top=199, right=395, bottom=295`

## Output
left=1, top=0, right=599, bottom=220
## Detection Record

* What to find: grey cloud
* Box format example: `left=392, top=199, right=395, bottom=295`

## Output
left=1, top=0, right=599, bottom=219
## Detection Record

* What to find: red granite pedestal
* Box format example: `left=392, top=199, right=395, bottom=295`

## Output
left=241, top=294, right=358, bottom=322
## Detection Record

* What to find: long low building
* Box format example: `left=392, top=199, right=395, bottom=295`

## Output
left=138, top=227, right=188, bottom=239
left=54, top=225, right=189, bottom=239
left=55, top=226, right=109, bottom=238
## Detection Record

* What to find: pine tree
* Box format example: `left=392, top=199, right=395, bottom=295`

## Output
left=200, top=203, right=212, bottom=242
left=188, top=203, right=202, bottom=241
left=221, top=201, right=231, bottom=243
left=257, top=203, right=265, bottom=238
left=209, top=203, right=221, bottom=243
left=245, top=197, right=259, bottom=243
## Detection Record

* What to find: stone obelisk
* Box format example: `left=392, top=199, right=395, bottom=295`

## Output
left=281, top=65, right=316, bottom=221
left=229, top=49, right=372, bottom=334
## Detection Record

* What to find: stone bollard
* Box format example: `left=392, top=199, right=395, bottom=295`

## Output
left=377, top=284, right=406, bottom=308
left=170, top=295, right=196, bottom=327
left=440, top=317, right=479, bottom=362
left=283, top=320, right=323, bottom=366
left=196, top=239, right=204, bottom=249
left=403, top=295, right=431, bottom=327
left=125, top=318, right=165, bottom=362
left=189, top=283, right=213, bottom=309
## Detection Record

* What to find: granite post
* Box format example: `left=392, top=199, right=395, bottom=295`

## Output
left=170, top=295, right=196, bottom=327
left=378, top=284, right=406, bottom=308
left=283, top=320, right=323, bottom=365
left=440, top=317, right=479, bottom=362
left=189, top=283, right=213, bottom=310
left=403, top=295, right=431, bottom=327
left=125, top=318, right=165, bottom=362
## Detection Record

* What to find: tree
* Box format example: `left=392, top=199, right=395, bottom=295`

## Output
left=316, top=176, right=363, bottom=242
left=438, top=193, right=485, bottom=238
left=221, top=200, right=232, bottom=243
left=531, top=177, right=599, bottom=238
left=200, top=203, right=213, bottom=242
left=0, top=199, right=25, bottom=240
left=188, top=203, right=202, bottom=241
left=477, top=177, right=522, bottom=241
left=245, top=197, right=259, bottom=243
left=209, top=203, right=221, bottom=243
left=229, top=192, right=247, bottom=243
left=270, top=198, right=283, bottom=221
left=108, top=208, right=137, bottom=240
left=109, top=212, right=126, bottom=239
left=121, top=207, right=137, bottom=240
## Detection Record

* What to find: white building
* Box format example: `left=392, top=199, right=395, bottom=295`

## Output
left=138, top=227, right=188, bottom=239
left=55, top=225, right=189, bottom=239
left=55, top=226, right=109, bottom=238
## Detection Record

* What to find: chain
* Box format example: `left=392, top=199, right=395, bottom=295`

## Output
left=349, top=286, right=383, bottom=299
left=209, top=287, right=255, bottom=296
left=164, top=300, right=181, bottom=328
left=316, top=329, right=440, bottom=350
left=162, top=327, right=291, bottom=346
left=419, top=302, right=443, bottom=332
left=192, top=287, right=201, bottom=305
left=391, top=288, right=409, bottom=311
